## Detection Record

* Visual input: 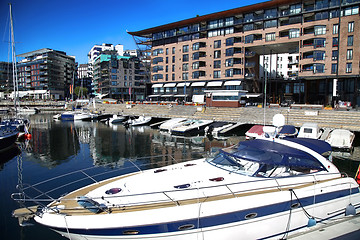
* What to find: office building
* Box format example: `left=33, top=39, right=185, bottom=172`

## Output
left=129, top=0, right=360, bottom=107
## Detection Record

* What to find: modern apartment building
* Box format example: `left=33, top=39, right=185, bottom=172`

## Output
left=17, top=48, right=76, bottom=100
left=77, top=63, right=92, bottom=97
left=129, top=0, right=360, bottom=107
left=0, top=61, right=13, bottom=94
left=92, top=50, right=147, bottom=101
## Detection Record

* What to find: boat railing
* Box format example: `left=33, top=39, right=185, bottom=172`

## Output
left=11, top=154, right=344, bottom=213
left=11, top=153, right=203, bottom=210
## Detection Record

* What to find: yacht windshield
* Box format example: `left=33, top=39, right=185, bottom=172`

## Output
left=208, top=152, right=260, bottom=176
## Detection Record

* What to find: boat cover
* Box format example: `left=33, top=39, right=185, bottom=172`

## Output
left=225, top=139, right=326, bottom=170
left=284, top=138, right=332, bottom=155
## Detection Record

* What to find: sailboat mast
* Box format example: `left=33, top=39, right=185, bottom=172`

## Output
left=9, top=3, right=19, bottom=113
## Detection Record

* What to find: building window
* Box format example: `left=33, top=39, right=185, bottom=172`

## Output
left=172, top=65, right=175, bottom=71
left=314, top=64, right=325, bottom=73
left=166, top=74, right=168, bottom=81
left=314, top=26, right=326, bottom=35
left=290, top=3, right=301, bottom=14
left=183, top=45, right=189, bottom=53
left=264, top=19, right=277, bottom=29
left=166, top=48, right=169, bottom=55
left=343, top=6, right=359, bottom=16
left=214, top=40, right=221, bottom=48
left=347, top=36, right=353, bottom=46
left=333, top=24, right=338, bottom=34
left=226, top=48, right=234, bottom=56
left=192, top=62, right=199, bottom=69
left=348, top=22, right=354, bottom=33
left=265, top=32, right=276, bottom=42
left=346, top=49, right=353, bottom=60
left=225, top=69, right=233, bottom=77
left=111, top=81, right=117, bottom=86
left=314, top=51, right=325, bottom=61
left=331, top=63, right=337, bottom=74
left=172, top=47, right=175, bottom=54
left=183, top=54, right=189, bottom=62
left=165, top=57, right=168, bottom=64
left=214, top=60, right=221, bottom=68
left=182, top=72, right=188, bottom=80
left=226, top=38, right=234, bottom=46
left=213, top=70, right=221, bottom=78
left=346, top=63, right=352, bottom=73
left=289, top=29, right=300, bottom=38
left=214, top=50, right=221, bottom=59
left=193, top=43, right=200, bottom=51
left=172, top=73, right=175, bottom=80
left=182, top=63, right=188, bottom=71
left=332, top=37, right=338, bottom=47
left=332, top=50, right=338, bottom=60
left=166, top=65, right=168, bottom=72
left=172, top=56, right=175, bottom=63
left=225, top=17, right=234, bottom=26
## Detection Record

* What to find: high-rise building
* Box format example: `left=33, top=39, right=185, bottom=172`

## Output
left=17, top=48, right=76, bottom=100
left=128, top=0, right=360, bottom=107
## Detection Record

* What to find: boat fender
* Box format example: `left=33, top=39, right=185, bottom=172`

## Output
left=307, top=217, right=316, bottom=227
left=345, top=203, right=356, bottom=216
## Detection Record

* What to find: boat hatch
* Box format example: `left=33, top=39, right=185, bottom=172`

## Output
left=123, top=230, right=140, bottom=235
left=245, top=212, right=258, bottom=219
left=105, top=188, right=122, bottom=195
left=77, top=196, right=107, bottom=213
left=174, top=184, right=190, bottom=189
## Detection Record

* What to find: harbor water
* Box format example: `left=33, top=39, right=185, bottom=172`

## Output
left=0, top=113, right=359, bottom=240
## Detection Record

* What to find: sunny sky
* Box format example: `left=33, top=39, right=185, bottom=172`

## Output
left=1, top=0, right=263, bottom=64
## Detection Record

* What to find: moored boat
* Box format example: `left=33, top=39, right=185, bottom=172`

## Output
left=325, top=129, right=355, bottom=151
left=124, top=116, right=152, bottom=126
left=11, top=137, right=360, bottom=239
left=171, top=119, right=213, bottom=136
left=0, top=125, right=19, bottom=152
left=159, top=118, right=187, bottom=132
left=298, top=123, right=323, bottom=139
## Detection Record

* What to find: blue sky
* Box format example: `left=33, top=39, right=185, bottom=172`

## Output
left=1, top=0, right=262, bottom=64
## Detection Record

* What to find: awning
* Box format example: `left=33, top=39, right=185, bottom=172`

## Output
left=207, top=81, right=223, bottom=87
left=177, top=82, right=191, bottom=87
left=151, top=84, right=163, bottom=88
left=174, top=94, right=188, bottom=97
left=163, top=83, right=177, bottom=87
left=191, top=81, right=206, bottom=87
left=212, top=91, right=239, bottom=96
left=147, top=95, right=160, bottom=97
left=161, top=94, right=174, bottom=97
left=224, top=80, right=241, bottom=86
left=245, top=93, right=262, bottom=98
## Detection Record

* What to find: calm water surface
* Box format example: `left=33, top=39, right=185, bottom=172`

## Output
left=0, top=113, right=359, bottom=240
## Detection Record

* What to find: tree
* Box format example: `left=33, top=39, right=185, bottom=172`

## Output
left=74, top=86, right=88, bottom=99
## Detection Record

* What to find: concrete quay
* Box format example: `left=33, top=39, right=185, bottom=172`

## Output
left=89, top=103, right=360, bottom=132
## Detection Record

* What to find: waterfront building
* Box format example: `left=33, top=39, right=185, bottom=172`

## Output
left=76, top=63, right=93, bottom=98
left=17, top=48, right=76, bottom=100
left=92, top=50, right=147, bottom=101
left=128, top=0, right=360, bottom=107
left=0, top=61, right=13, bottom=96
left=88, top=44, right=124, bottom=80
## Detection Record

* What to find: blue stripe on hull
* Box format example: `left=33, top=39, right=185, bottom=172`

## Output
left=47, top=187, right=360, bottom=237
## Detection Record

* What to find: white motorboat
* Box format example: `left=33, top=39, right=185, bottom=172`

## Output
left=159, top=118, right=187, bottom=132
left=106, top=114, right=126, bottom=124
left=245, top=124, right=265, bottom=139
left=325, top=129, right=355, bottom=151
left=125, top=116, right=152, bottom=126
left=298, top=123, right=323, bottom=139
left=61, top=111, right=97, bottom=121
left=204, top=121, right=233, bottom=138
left=171, top=119, right=213, bottom=135
left=12, top=137, right=360, bottom=240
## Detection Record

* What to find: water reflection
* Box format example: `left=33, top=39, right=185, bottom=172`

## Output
left=24, top=114, right=360, bottom=177
left=25, top=114, right=243, bottom=170
left=0, top=144, right=21, bottom=170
